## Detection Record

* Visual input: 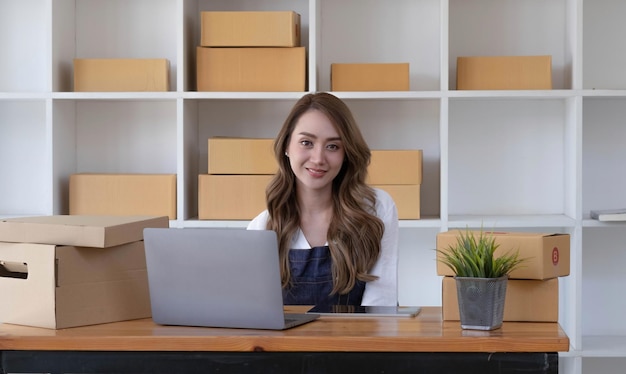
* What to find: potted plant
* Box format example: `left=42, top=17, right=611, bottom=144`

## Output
left=437, top=228, right=526, bottom=330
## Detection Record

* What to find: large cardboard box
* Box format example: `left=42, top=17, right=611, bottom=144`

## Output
left=331, top=63, right=410, bottom=91
left=69, top=174, right=177, bottom=219
left=367, top=150, right=423, bottom=185
left=0, top=215, right=169, bottom=248
left=197, top=46, right=306, bottom=92
left=201, top=11, right=301, bottom=47
left=372, top=184, right=420, bottom=220
left=0, top=240, right=151, bottom=329
left=436, top=231, right=570, bottom=280
left=74, top=59, right=169, bottom=92
left=198, top=174, right=272, bottom=220
left=442, top=276, right=558, bottom=322
left=456, top=55, right=552, bottom=90
left=208, top=137, right=277, bottom=175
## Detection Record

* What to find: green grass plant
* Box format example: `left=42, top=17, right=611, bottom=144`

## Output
left=438, top=228, right=526, bottom=278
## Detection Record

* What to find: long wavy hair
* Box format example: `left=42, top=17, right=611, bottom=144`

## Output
left=265, top=92, right=385, bottom=295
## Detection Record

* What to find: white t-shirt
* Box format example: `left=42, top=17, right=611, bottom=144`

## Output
left=247, top=188, right=399, bottom=306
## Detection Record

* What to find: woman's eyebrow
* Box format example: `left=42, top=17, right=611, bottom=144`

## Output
left=297, top=132, right=342, bottom=142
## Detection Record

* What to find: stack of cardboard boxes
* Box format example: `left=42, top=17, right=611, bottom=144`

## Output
left=367, top=150, right=422, bottom=219
left=197, top=11, right=305, bottom=92
left=0, top=215, right=168, bottom=329
left=437, top=230, right=570, bottom=322
left=199, top=137, right=276, bottom=220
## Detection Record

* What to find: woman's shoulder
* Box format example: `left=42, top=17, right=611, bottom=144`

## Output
left=247, top=210, right=269, bottom=230
left=372, top=187, right=395, bottom=207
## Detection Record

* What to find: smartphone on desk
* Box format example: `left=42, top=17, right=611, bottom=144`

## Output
left=306, top=304, right=421, bottom=318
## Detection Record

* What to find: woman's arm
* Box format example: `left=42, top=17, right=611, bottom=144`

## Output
left=361, top=188, right=399, bottom=306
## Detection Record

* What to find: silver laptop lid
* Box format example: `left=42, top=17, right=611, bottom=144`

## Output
left=143, top=228, right=289, bottom=330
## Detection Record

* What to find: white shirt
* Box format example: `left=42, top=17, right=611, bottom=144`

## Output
left=247, top=188, right=399, bottom=306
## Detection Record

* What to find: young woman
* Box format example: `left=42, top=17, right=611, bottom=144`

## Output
left=247, top=92, right=399, bottom=306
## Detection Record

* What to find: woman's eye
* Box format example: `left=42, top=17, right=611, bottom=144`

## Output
left=300, top=140, right=313, bottom=147
left=327, top=144, right=339, bottom=151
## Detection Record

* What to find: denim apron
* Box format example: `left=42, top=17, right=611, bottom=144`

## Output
left=282, top=246, right=365, bottom=306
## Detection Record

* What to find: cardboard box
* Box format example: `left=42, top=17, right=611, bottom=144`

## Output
left=0, top=215, right=168, bottom=248
left=198, top=174, right=272, bottom=220
left=208, top=137, right=277, bottom=175
left=0, top=240, right=151, bottom=329
left=74, top=59, right=169, bottom=92
left=456, top=55, right=552, bottom=90
left=69, top=174, right=177, bottom=219
left=367, top=150, right=423, bottom=185
left=372, top=184, right=420, bottom=219
left=197, top=46, right=306, bottom=92
left=201, top=11, right=300, bottom=47
left=436, top=231, right=570, bottom=280
left=442, top=276, right=559, bottom=322
left=331, top=63, right=410, bottom=91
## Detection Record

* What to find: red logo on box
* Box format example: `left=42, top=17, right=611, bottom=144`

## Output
left=552, top=247, right=559, bottom=266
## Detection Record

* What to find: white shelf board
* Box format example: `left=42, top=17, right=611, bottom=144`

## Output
left=447, top=214, right=576, bottom=228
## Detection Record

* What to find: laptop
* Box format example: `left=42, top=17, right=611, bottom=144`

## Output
left=143, top=227, right=319, bottom=330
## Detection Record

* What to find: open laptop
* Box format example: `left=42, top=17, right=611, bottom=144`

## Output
left=143, top=227, right=319, bottom=330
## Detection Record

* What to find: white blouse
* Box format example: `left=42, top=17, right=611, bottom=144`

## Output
left=247, top=188, right=399, bottom=306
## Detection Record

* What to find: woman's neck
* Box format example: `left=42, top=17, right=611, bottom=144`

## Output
left=297, top=186, right=334, bottom=247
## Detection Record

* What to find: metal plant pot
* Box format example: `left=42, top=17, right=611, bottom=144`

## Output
left=455, top=275, right=508, bottom=330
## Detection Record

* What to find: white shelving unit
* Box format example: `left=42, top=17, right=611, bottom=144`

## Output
left=1, top=0, right=626, bottom=372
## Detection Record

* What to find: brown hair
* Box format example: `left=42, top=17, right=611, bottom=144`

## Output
left=265, top=92, right=384, bottom=295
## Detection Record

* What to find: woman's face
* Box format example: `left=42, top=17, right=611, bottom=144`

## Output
left=285, top=109, right=345, bottom=194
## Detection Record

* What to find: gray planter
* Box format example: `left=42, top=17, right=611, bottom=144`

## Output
left=455, top=275, right=508, bottom=330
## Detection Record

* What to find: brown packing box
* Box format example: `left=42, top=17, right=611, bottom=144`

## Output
left=436, top=231, right=570, bottom=280
left=201, top=11, right=300, bottom=47
left=74, top=59, right=169, bottom=92
left=69, top=174, right=177, bottom=219
left=456, top=55, right=552, bottom=90
left=442, top=276, right=559, bottom=322
left=331, top=63, right=410, bottom=91
left=208, top=137, right=277, bottom=175
left=196, top=46, right=306, bottom=92
left=0, top=215, right=169, bottom=248
left=198, top=174, right=272, bottom=220
left=367, top=150, right=423, bottom=185
left=372, top=184, right=420, bottom=219
left=0, top=241, right=151, bottom=329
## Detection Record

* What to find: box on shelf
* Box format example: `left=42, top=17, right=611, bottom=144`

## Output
left=372, top=184, right=420, bottom=220
left=198, top=174, right=272, bottom=220
left=73, top=59, right=169, bottom=92
left=201, top=11, right=301, bottom=47
left=331, top=63, right=410, bottom=91
left=208, top=137, right=277, bottom=175
left=69, top=174, right=177, bottom=220
left=456, top=55, right=552, bottom=90
left=367, top=150, right=423, bottom=185
left=0, top=215, right=169, bottom=248
left=442, top=276, right=558, bottom=322
left=196, top=46, right=306, bottom=92
left=0, top=240, right=151, bottom=329
left=436, top=231, right=570, bottom=280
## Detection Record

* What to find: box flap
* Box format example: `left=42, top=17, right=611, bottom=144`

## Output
left=0, top=215, right=169, bottom=248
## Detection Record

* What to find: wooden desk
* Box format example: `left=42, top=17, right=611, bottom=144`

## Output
left=0, top=307, right=569, bottom=374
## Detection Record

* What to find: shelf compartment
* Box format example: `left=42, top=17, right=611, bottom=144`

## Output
left=0, top=100, right=49, bottom=216
left=449, top=0, right=572, bottom=90
left=582, top=98, right=626, bottom=215
left=0, top=1, right=48, bottom=92
left=318, top=0, right=441, bottom=92
left=448, top=98, right=571, bottom=217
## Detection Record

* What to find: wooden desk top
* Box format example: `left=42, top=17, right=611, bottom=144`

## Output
left=0, top=307, right=569, bottom=353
